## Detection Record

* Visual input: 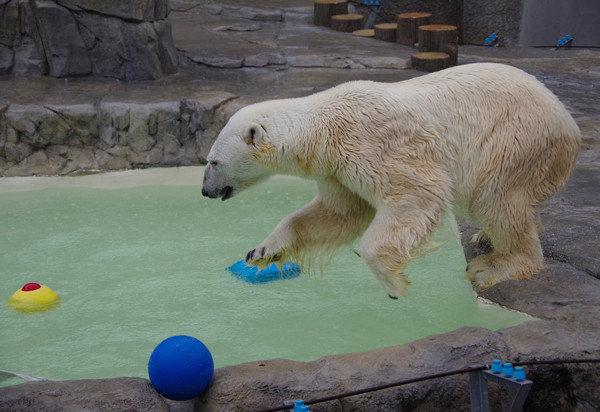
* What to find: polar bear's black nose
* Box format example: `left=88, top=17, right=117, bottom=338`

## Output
left=201, top=187, right=216, bottom=198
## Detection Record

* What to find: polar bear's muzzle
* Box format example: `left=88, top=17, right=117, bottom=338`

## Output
left=202, top=184, right=233, bottom=201
left=202, top=164, right=235, bottom=201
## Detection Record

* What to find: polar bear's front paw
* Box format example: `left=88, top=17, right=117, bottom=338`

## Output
left=245, top=246, right=283, bottom=268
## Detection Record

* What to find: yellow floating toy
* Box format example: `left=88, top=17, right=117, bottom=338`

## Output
left=7, top=283, right=60, bottom=312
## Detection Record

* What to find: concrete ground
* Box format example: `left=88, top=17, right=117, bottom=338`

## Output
left=0, top=0, right=599, bottom=410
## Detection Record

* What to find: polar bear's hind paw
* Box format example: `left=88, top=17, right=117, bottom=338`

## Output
left=466, top=253, right=540, bottom=288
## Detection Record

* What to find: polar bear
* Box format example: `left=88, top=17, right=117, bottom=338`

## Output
left=202, top=63, right=580, bottom=299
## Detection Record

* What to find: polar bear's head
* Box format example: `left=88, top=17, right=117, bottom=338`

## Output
left=202, top=105, right=275, bottom=201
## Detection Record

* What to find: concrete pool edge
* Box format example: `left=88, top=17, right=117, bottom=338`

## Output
left=1, top=168, right=599, bottom=411
left=1, top=321, right=598, bottom=411
left=0, top=166, right=209, bottom=192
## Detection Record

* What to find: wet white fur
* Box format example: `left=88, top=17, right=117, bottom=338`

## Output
left=203, top=63, right=580, bottom=298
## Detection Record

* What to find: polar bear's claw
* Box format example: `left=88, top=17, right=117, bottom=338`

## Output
left=245, top=246, right=282, bottom=267
left=470, top=231, right=493, bottom=252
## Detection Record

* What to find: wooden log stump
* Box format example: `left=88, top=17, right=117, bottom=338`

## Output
left=352, top=29, right=375, bottom=38
left=331, top=14, right=364, bottom=32
left=411, top=52, right=450, bottom=72
left=314, top=0, right=348, bottom=27
left=396, top=12, right=432, bottom=47
left=374, top=23, right=397, bottom=42
left=417, top=24, right=458, bottom=66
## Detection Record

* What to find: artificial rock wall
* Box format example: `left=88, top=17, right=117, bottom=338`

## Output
left=0, top=92, right=239, bottom=176
left=0, top=0, right=177, bottom=80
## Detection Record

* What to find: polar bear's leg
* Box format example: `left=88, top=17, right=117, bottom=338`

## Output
left=466, top=194, right=544, bottom=287
left=246, top=179, right=374, bottom=268
left=359, top=204, right=443, bottom=299
left=470, top=204, right=545, bottom=254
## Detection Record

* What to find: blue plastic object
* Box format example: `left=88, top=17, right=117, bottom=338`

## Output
left=491, top=359, right=502, bottom=374
left=471, top=365, right=533, bottom=411
left=148, top=335, right=214, bottom=401
left=227, top=260, right=301, bottom=284
left=294, top=400, right=311, bottom=411
left=485, top=33, right=498, bottom=46
left=557, top=35, right=573, bottom=47
left=556, top=34, right=573, bottom=47
left=514, top=366, right=526, bottom=381
left=502, top=363, right=514, bottom=378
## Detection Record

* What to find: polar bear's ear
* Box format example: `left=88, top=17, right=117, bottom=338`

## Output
left=242, top=123, right=263, bottom=146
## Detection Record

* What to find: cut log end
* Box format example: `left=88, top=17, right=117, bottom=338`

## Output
left=397, top=12, right=432, bottom=19
left=411, top=52, right=451, bottom=72
left=352, top=29, right=375, bottom=38
left=419, top=24, right=458, bottom=32
left=331, top=14, right=364, bottom=32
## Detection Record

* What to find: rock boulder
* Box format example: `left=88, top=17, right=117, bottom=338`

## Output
left=0, top=0, right=177, bottom=79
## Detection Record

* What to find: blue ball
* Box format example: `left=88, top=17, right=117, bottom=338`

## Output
left=148, top=335, right=214, bottom=401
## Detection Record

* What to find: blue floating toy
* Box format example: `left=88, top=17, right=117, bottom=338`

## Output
left=148, top=335, right=214, bottom=401
left=227, top=260, right=301, bottom=284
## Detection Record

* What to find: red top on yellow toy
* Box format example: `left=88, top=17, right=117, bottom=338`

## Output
left=7, top=283, right=61, bottom=312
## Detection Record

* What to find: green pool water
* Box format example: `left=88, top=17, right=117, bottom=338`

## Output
left=0, top=167, right=527, bottom=386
